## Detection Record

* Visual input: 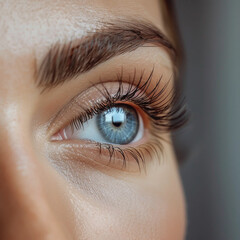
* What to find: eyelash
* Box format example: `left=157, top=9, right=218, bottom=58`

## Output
left=64, top=69, right=187, bottom=171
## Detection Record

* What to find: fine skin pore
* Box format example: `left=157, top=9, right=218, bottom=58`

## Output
left=0, top=0, right=186, bottom=240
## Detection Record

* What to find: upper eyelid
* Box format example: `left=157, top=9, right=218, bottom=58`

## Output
left=46, top=75, right=150, bottom=137
left=47, top=79, right=142, bottom=136
left=36, top=19, right=178, bottom=91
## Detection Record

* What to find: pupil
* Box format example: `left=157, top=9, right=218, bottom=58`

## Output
left=112, top=119, right=122, bottom=127
left=110, top=110, right=125, bottom=128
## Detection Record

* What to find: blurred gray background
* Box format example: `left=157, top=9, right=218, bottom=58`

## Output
left=172, top=1, right=240, bottom=240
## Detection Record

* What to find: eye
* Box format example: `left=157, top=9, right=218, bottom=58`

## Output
left=49, top=70, right=187, bottom=172
left=59, top=103, right=144, bottom=145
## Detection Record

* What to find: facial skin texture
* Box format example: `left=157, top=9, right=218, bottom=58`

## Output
left=0, top=0, right=185, bottom=240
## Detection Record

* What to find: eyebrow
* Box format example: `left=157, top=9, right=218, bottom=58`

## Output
left=36, top=19, right=178, bottom=90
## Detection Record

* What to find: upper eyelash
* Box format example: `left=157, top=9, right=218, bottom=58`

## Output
left=69, top=68, right=188, bottom=133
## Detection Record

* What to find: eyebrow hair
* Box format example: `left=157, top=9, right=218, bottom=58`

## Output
left=36, top=19, right=178, bottom=90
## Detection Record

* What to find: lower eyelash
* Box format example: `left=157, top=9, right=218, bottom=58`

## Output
left=96, top=139, right=163, bottom=172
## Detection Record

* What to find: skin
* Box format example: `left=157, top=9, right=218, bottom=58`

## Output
left=0, top=0, right=186, bottom=239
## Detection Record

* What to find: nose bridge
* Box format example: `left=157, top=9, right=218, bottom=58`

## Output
left=0, top=114, right=66, bottom=239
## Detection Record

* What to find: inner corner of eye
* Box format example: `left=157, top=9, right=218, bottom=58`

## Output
left=50, top=128, right=68, bottom=141
left=51, top=103, right=145, bottom=145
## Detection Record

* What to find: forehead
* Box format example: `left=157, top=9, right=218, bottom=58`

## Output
left=0, top=0, right=167, bottom=56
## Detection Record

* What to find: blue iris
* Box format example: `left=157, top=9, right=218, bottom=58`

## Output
left=96, top=104, right=139, bottom=144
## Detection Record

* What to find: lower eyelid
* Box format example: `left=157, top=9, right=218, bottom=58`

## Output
left=48, top=140, right=147, bottom=173
left=54, top=122, right=166, bottom=173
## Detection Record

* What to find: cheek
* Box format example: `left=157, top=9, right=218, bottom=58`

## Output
left=60, top=159, right=186, bottom=240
